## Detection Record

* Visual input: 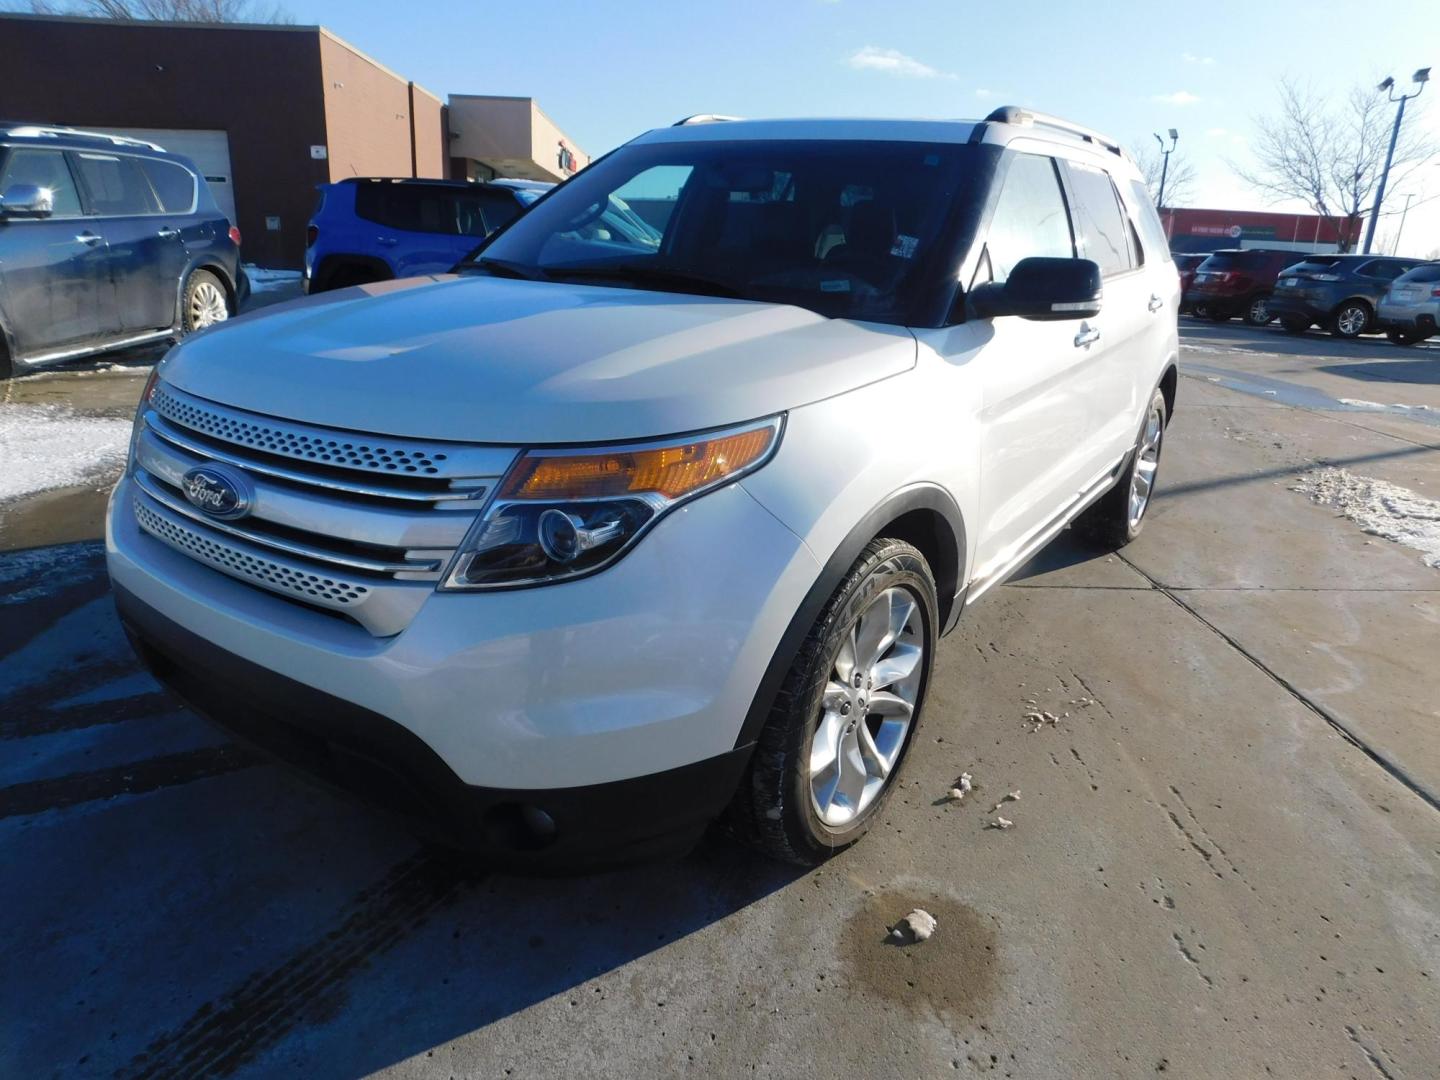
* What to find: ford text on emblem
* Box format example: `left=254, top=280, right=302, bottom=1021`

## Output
left=180, top=466, right=253, bottom=520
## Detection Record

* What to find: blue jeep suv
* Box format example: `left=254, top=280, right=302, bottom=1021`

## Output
left=0, top=125, right=241, bottom=379
left=303, top=177, right=550, bottom=293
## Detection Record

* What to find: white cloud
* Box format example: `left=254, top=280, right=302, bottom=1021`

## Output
left=1183, top=52, right=1215, bottom=65
left=1206, top=127, right=1228, bottom=137
left=1153, top=90, right=1201, bottom=106
left=975, top=88, right=996, bottom=99
left=847, top=46, right=955, bottom=80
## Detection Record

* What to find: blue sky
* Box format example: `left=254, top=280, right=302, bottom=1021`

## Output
left=300, top=0, right=1440, bottom=251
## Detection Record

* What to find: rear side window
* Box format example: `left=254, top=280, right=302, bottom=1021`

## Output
left=1360, top=260, right=1410, bottom=281
left=139, top=158, right=196, bottom=213
left=0, top=148, right=83, bottom=216
left=983, top=152, right=1074, bottom=283
left=1065, top=162, right=1133, bottom=277
left=354, top=183, right=456, bottom=234
left=453, top=190, right=524, bottom=237
left=1397, top=263, right=1440, bottom=284
left=1123, top=179, right=1171, bottom=266
left=71, top=152, right=158, bottom=216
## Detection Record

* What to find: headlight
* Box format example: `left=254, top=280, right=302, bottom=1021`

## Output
left=440, top=416, right=783, bottom=590
left=127, top=366, right=164, bottom=472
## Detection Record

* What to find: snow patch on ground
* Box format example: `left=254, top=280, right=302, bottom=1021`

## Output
left=244, top=264, right=303, bottom=292
left=1292, top=467, right=1440, bottom=568
left=0, top=404, right=131, bottom=503
left=1338, top=398, right=1433, bottom=412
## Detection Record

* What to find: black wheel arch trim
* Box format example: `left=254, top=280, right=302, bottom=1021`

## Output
left=732, top=483, right=966, bottom=751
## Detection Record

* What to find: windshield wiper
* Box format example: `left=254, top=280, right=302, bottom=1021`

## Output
left=467, top=257, right=547, bottom=281
left=542, top=263, right=743, bottom=300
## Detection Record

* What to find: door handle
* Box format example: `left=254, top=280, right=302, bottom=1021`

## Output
left=1074, top=325, right=1101, bottom=348
left=376, top=237, right=398, bottom=246
left=1148, top=294, right=1164, bottom=312
left=157, top=227, right=181, bottom=239
left=74, top=232, right=102, bottom=246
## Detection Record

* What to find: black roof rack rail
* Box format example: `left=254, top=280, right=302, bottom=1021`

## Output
left=973, top=106, right=1125, bottom=157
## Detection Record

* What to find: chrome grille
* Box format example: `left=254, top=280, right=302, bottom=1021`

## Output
left=150, top=383, right=453, bottom=475
left=131, top=381, right=515, bottom=635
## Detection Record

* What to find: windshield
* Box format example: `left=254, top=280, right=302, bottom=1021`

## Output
left=465, top=138, right=974, bottom=324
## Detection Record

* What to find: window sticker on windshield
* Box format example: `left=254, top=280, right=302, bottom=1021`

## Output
left=821, top=279, right=852, bottom=293
left=923, top=153, right=940, bottom=167
left=891, top=234, right=919, bottom=259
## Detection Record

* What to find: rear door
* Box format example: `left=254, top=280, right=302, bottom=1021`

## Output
left=1059, top=159, right=1154, bottom=471
left=70, top=150, right=188, bottom=332
left=354, top=184, right=460, bottom=277
left=0, top=146, right=116, bottom=355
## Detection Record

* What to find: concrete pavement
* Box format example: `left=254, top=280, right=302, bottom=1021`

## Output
left=1, top=319, right=1437, bottom=1078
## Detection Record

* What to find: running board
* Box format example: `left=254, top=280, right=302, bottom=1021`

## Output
left=964, top=454, right=1128, bottom=606
left=19, top=329, right=175, bottom=371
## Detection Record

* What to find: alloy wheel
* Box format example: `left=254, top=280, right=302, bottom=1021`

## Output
left=1128, top=401, right=1164, bottom=529
left=190, top=281, right=229, bottom=329
left=808, top=585, right=924, bottom=827
left=1335, top=304, right=1368, bottom=337
left=1248, top=297, right=1270, bottom=323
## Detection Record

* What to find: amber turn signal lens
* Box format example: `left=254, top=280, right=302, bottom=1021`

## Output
left=501, top=425, right=776, bottom=501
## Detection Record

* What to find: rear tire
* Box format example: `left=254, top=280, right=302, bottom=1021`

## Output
left=1280, top=317, right=1310, bottom=335
left=1330, top=300, right=1372, bottom=339
left=1243, top=293, right=1274, bottom=326
left=180, top=269, right=231, bottom=334
left=1073, top=387, right=1167, bottom=550
left=724, top=538, right=937, bottom=865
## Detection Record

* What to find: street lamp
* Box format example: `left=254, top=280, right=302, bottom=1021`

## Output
left=1362, top=66, right=1430, bottom=254
left=1154, top=128, right=1179, bottom=209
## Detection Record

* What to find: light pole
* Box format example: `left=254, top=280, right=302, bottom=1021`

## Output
left=1393, top=192, right=1415, bottom=254
left=1362, top=67, right=1430, bottom=254
left=1154, top=128, right=1179, bottom=208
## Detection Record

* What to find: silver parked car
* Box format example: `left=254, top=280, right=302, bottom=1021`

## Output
left=1377, top=262, right=1440, bottom=345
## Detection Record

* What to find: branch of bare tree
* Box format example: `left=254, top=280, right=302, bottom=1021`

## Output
left=1132, top=141, right=1197, bottom=208
left=23, top=0, right=289, bottom=22
left=1232, top=77, right=1438, bottom=251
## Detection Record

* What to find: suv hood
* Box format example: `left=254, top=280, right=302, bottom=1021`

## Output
left=161, top=275, right=917, bottom=443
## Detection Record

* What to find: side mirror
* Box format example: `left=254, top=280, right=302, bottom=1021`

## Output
left=0, top=184, right=54, bottom=218
left=970, top=257, right=1103, bottom=321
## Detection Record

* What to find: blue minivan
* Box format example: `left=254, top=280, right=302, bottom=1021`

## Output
left=303, top=177, right=550, bottom=293
left=0, top=125, right=242, bottom=378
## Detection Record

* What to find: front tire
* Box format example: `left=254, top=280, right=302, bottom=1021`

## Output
left=181, top=269, right=231, bottom=334
left=725, top=538, right=937, bottom=865
left=1073, top=387, right=1167, bottom=550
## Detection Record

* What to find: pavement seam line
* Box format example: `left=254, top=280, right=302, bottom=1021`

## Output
left=1115, top=552, right=1440, bottom=815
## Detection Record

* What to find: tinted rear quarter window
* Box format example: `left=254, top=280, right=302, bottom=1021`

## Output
left=71, top=152, right=158, bottom=216
left=139, top=158, right=196, bottom=213
left=1065, top=162, right=1133, bottom=276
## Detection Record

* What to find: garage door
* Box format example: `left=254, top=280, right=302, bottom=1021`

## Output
left=82, top=127, right=236, bottom=227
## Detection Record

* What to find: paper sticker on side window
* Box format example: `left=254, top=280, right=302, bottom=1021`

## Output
left=821, top=279, right=852, bottom=293
left=891, top=234, right=919, bottom=259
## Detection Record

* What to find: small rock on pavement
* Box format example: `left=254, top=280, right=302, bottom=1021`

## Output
left=888, top=909, right=938, bottom=944
left=989, top=816, right=1014, bottom=830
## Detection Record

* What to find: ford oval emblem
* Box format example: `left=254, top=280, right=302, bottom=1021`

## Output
left=180, top=465, right=252, bottom=520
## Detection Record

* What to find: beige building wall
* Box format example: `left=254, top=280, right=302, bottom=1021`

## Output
left=409, top=85, right=446, bottom=178
left=319, top=29, right=420, bottom=181
left=449, top=95, right=589, bottom=182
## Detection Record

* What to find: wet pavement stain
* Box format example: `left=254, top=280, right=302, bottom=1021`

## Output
left=839, top=889, right=1000, bottom=1021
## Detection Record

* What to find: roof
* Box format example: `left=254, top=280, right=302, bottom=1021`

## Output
left=0, top=124, right=165, bottom=152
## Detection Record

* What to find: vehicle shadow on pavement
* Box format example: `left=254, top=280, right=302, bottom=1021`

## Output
left=0, top=541, right=805, bottom=1078
left=1316, top=358, right=1440, bottom=386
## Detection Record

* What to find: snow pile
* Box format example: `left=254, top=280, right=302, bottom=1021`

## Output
left=0, top=404, right=132, bottom=503
left=888, top=909, right=937, bottom=944
left=243, top=264, right=303, bottom=292
left=1293, top=467, right=1440, bottom=568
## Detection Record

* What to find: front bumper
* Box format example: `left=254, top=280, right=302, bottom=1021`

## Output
left=1182, top=290, right=1243, bottom=316
left=116, top=582, right=751, bottom=867
left=1266, top=296, right=1328, bottom=323
left=106, top=471, right=819, bottom=858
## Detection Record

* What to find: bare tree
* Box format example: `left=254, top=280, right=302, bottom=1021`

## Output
left=1132, top=140, right=1197, bottom=208
left=23, top=0, right=289, bottom=22
left=1234, top=78, right=1437, bottom=251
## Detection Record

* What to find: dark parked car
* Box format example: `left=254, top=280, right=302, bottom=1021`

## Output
left=1174, top=252, right=1208, bottom=313
left=0, top=124, right=241, bottom=379
left=1182, top=248, right=1302, bottom=325
left=303, top=177, right=550, bottom=293
left=1270, top=254, right=1426, bottom=338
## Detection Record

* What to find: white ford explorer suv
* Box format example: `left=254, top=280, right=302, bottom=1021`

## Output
left=107, top=108, right=1178, bottom=868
